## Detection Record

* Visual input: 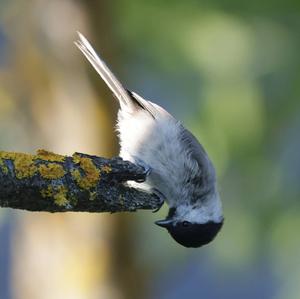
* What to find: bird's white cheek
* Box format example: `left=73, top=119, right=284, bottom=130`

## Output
left=176, top=192, right=223, bottom=224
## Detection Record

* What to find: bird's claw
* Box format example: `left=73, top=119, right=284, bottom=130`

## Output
left=152, top=188, right=165, bottom=213
left=134, top=158, right=152, bottom=183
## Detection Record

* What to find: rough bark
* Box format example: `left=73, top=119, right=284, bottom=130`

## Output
left=0, top=149, right=160, bottom=213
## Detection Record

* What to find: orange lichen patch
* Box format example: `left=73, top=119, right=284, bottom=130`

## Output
left=0, top=158, right=8, bottom=174
left=36, top=149, right=66, bottom=162
left=71, top=154, right=100, bottom=190
left=38, top=163, right=65, bottom=179
left=40, top=185, right=69, bottom=207
left=101, top=164, right=112, bottom=173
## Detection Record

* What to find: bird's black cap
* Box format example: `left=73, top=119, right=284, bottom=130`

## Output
left=156, top=219, right=223, bottom=248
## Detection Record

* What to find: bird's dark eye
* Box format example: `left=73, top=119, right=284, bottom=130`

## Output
left=182, top=221, right=191, bottom=227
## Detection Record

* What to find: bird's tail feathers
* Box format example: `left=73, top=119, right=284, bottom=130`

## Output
left=74, top=32, right=133, bottom=111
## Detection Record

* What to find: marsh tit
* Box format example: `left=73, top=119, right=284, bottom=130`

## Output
left=75, top=32, right=223, bottom=248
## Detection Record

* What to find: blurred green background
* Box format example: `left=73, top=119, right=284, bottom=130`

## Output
left=0, top=1, right=300, bottom=299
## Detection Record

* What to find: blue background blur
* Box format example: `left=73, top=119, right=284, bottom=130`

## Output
left=0, top=1, right=299, bottom=299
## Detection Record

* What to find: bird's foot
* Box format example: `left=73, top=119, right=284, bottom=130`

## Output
left=152, top=188, right=165, bottom=213
left=134, top=158, right=152, bottom=183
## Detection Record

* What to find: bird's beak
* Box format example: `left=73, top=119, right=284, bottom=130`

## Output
left=155, top=219, right=173, bottom=228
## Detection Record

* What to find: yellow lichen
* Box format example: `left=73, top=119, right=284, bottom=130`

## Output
left=72, top=154, right=100, bottom=190
left=89, top=191, right=97, bottom=201
left=101, top=164, right=112, bottom=173
left=71, top=168, right=81, bottom=183
left=53, top=186, right=69, bottom=206
left=72, top=153, right=81, bottom=164
left=36, top=149, right=65, bottom=162
left=13, top=153, right=37, bottom=179
left=0, top=151, right=38, bottom=179
left=0, top=151, right=18, bottom=160
left=41, top=185, right=53, bottom=198
left=38, top=163, right=65, bottom=179
left=40, top=185, right=69, bottom=207
left=0, top=150, right=66, bottom=180
left=0, top=158, right=8, bottom=174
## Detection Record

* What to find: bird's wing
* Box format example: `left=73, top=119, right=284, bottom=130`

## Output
left=180, top=126, right=216, bottom=183
left=75, top=32, right=158, bottom=118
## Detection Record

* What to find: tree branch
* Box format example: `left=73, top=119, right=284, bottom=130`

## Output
left=0, top=149, right=160, bottom=213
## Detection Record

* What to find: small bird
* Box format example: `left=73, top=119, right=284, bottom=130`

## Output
left=75, top=32, right=223, bottom=248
